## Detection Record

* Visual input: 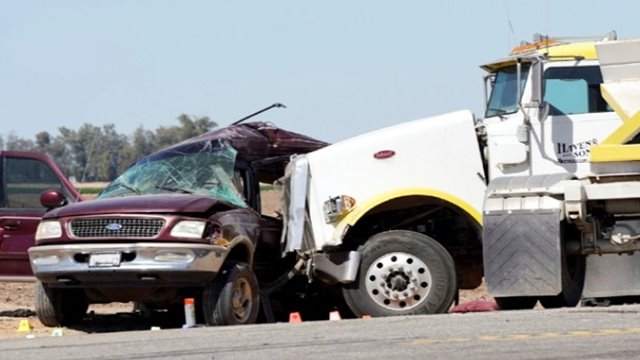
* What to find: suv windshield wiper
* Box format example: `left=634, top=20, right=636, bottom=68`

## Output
left=155, top=185, right=194, bottom=194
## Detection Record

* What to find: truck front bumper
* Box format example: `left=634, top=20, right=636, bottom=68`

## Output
left=28, top=242, right=228, bottom=287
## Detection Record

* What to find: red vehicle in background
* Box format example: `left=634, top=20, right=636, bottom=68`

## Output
left=0, top=151, right=81, bottom=280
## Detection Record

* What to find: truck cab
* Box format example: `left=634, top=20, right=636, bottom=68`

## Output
left=479, top=34, right=620, bottom=181
left=481, top=34, right=640, bottom=309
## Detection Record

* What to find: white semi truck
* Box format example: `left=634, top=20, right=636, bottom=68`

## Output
left=279, top=31, right=640, bottom=316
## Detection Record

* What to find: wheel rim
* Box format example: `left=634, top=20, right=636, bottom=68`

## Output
left=364, top=252, right=432, bottom=311
left=231, top=277, right=253, bottom=322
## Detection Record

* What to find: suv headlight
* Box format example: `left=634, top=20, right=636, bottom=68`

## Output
left=35, top=221, right=62, bottom=241
left=170, top=220, right=206, bottom=239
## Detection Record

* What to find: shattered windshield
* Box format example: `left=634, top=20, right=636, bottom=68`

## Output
left=99, top=142, right=247, bottom=208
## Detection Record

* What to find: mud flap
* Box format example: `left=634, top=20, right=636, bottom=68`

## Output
left=483, top=210, right=562, bottom=297
left=583, top=253, right=640, bottom=298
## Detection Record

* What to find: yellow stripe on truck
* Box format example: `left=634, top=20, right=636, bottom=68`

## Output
left=544, top=42, right=598, bottom=60
left=590, top=144, right=640, bottom=162
left=591, top=81, right=640, bottom=162
left=337, top=187, right=483, bottom=229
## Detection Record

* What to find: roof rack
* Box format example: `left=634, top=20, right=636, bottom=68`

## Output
left=510, top=31, right=617, bottom=55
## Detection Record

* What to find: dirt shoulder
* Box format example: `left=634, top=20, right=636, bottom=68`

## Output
left=0, top=282, right=491, bottom=339
left=0, top=283, right=137, bottom=339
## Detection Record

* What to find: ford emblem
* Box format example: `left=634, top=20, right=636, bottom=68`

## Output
left=105, top=223, right=123, bottom=231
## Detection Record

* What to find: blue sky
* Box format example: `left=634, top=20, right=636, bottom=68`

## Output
left=1, top=0, right=638, bottom=143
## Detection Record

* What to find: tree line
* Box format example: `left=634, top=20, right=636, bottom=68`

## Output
left=1, top=115, right=217, bottom=182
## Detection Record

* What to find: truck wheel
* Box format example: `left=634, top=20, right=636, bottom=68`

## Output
left=203, top=262, right=260, bottom=326
left=342, top=230, right=457, bottom=317
left=494, top=296, right=537, bottom=310
left=34, top=280, right=88, bottom=327
left=539, top=251, right=585, bottom=308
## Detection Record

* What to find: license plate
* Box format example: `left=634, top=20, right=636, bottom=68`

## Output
left=89, top=252, right=122, bottom=267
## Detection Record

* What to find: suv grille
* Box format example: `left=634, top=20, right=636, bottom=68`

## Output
left=70, top=218, right=165, bottom=238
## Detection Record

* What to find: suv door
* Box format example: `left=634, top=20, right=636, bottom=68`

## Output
left=0, top=153, right=78, bottom=279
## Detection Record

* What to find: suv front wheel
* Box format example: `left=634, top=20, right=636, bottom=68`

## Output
left=202, top=262, right=260, bottom=326
left=35, top=280, right=88, bottom=327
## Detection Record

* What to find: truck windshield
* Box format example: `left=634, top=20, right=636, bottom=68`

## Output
left=485, top=63, right=530, bottom=117
left=98, top=142, right=247, bottom=208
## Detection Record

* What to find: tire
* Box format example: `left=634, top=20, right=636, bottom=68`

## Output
left=495, top=296, right=538, bottom=310
left=202, top=262, right=260, bottom=326
left=539, top=252, right=585, bottom=309
left=342, top=230, right=457, bottom=317
left=34, top=280, right=88, bottom=327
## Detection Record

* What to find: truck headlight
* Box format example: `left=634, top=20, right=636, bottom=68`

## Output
left=170, top=220, right=206, bottom=239
left=35, top=221, right=62, bottom=241
left=323, top=195, right=356, bottom=223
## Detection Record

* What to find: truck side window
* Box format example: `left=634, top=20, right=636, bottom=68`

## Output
left=543, top=66, right=612, bottom=116
left=4, top=157, right=63, bottom=209
left=485, top=63, right=531, bottom=117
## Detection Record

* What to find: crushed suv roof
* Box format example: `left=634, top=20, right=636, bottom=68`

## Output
left=144, top=122, right=329, bottom=183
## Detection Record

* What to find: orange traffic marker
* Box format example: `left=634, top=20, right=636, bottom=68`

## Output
left=329, top=310, right=341, bottom=321
left=362, top=315, right=372, bottom=320
left=289, top=312, right=302, bottom=323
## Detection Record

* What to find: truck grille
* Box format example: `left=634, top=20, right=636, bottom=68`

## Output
left=70, top=218, right=165, bottom=238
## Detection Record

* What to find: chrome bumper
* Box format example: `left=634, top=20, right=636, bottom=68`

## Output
left=28, top=242, right=228, bottom=287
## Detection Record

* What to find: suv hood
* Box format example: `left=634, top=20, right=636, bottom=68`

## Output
left=43, top=194, right=230, bottom=219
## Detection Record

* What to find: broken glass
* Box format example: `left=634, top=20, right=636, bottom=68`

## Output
left=99, top=142, right=247, bottom=208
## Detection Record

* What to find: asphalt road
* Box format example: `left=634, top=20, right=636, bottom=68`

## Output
left=2, top=305, right=640, bottom=360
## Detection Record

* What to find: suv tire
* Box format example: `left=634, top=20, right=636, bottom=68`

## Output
left=35, top=280, right=88, bottom=327
left=203, top=262, right=260, bottom=326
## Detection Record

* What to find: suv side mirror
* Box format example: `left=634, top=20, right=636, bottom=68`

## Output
left=40, top=189, right=67, bottom=210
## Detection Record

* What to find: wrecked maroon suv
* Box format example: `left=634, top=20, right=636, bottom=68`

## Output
left=29, top=122, right=326, bottom=327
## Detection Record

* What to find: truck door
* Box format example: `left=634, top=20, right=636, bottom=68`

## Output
left=0, top=155, right=69, bottom=278
left=529, top=62, right=621, bottom=177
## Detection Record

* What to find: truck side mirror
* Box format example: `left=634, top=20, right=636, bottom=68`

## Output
left=40, top=189, right=67, bottom=210
left=529, top=61, right=543, bottom=105
left=538, top=102, right=550, bottom=121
